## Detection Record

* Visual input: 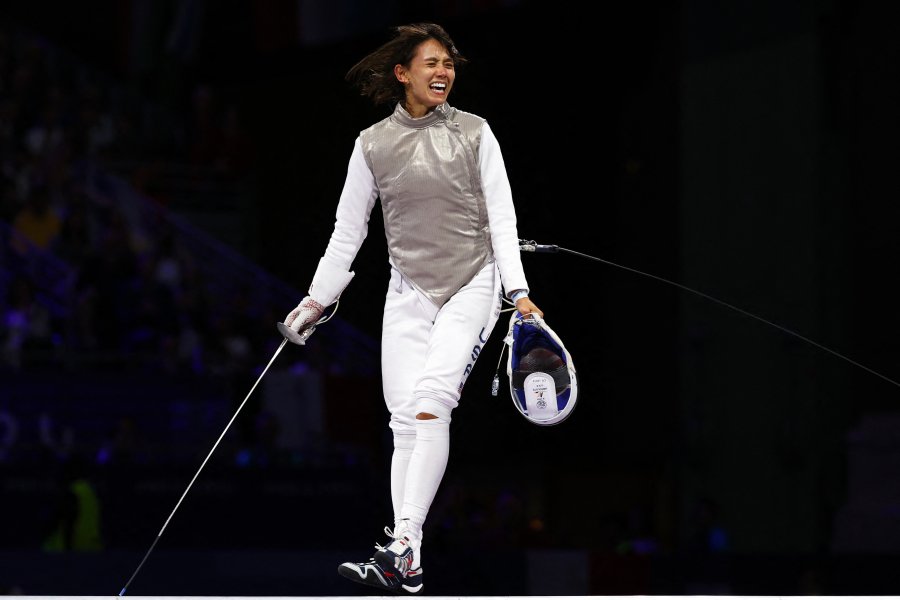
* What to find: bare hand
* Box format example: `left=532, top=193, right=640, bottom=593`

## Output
left=515, top=297, right=543, bottom=319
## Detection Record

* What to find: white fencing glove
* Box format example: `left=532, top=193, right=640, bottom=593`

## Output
left=284, top=296, right=326, bottom=336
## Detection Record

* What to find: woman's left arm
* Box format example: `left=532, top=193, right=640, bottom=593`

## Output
left=480, top=122, right=529, bottom=297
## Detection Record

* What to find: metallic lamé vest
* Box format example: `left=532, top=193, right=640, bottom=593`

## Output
left=359, top=103, right=493, bottom=308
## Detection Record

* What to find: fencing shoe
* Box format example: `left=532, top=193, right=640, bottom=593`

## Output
left=338, top=525, right=423, bottom=594
left=375, top=521, right=423, bottom=593
left=337, top=557, right=402, bottom=592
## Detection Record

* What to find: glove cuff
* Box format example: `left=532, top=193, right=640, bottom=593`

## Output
left=308, top=257, right=355, bottom=306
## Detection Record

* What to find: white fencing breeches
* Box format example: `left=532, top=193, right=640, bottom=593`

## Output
left=381, top=261, right=503, bottom=535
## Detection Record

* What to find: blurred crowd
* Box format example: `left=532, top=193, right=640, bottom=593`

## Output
left=1, top=23, right=266, bottom=377
left=0, top=21, right=331, bottom=487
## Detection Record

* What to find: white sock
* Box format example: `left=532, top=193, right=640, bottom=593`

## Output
left=399, top=417, right=449, bottom=539
left=390, top=433, right=415, bottom=525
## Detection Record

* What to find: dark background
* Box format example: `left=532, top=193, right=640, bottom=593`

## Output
left=1, top=0, right=899, bottom=596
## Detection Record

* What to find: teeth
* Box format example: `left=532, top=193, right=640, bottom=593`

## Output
left=430, top=83, right=446, bottom=91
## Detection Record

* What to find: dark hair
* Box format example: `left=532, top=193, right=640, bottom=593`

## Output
left=345, top=23, right=467, bottom=107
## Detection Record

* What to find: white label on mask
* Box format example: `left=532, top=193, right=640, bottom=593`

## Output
left=524, top=372, right=557, bottom=422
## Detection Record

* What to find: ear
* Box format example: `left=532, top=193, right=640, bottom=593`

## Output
left=393, top=64, right=408, bottom=84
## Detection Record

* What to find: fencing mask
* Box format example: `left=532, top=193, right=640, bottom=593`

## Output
left=505, top=311, right=578, bottom=426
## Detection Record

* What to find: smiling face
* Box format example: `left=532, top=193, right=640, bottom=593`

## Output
left=394, top=38, right=455, bottom=117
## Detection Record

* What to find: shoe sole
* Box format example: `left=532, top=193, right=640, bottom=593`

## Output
left=337, top=563, right=422, bottom=594
left=373, top=552, right=423, bottom=594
